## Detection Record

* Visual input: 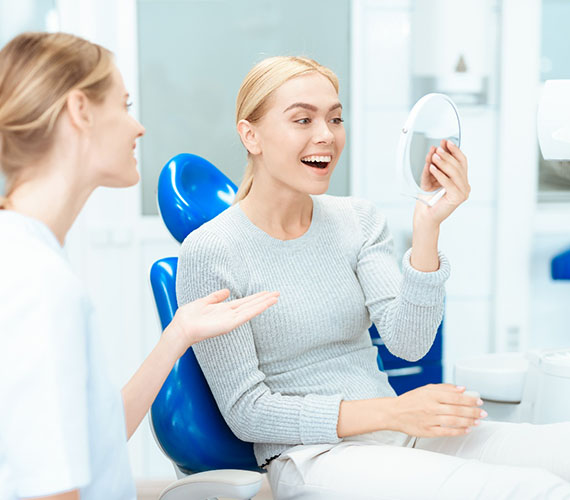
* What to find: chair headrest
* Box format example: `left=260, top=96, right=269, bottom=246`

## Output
left=157, top=153, right=237, bottom=243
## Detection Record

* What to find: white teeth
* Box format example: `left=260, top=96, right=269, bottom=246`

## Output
left=302, top=155, right=332, bottom=163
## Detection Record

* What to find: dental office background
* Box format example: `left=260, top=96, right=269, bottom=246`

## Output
left=1, top=0, right=569, bottom=481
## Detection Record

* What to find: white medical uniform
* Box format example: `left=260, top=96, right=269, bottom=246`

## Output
left=0, top=211, right=135, bottom=499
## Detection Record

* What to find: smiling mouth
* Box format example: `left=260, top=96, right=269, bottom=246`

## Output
left=301, top=155, right=332, bottom=169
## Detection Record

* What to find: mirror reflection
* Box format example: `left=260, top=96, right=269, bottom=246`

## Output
left=408, top=95, right=461, bottom=192
left=399, top=93, right=461, bottom=204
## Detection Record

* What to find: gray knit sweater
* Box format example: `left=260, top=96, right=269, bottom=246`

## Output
left=176, top=195, right=449, bottom=466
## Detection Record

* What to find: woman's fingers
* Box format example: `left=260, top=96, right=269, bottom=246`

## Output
left=420, top=162, right=442, bottom=191
left=432, top=148, right=459, bottom=174
left=394, top=384, right=486, bottom=438
left=435, top=383, right=465, bottom=392
left=431, top=149, right=469, bottom=194
left=438, top=389, right=483, bottom=407
left=429, top=163, right=469, bottom=202
left=446, top=139, right=468, bottom=169
left=437, top=415, right=480, bottom=429
left=438, top=403, right=485, bottom=419
left=428, top=164, right=453, bottom=192
left=431, top=140, right=469, bottom=185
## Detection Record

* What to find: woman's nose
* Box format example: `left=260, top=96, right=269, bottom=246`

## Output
left=314, top=120, right=334, bottom=144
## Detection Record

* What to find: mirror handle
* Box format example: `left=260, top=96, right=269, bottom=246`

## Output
left=427, top=188, right=446, bottom=207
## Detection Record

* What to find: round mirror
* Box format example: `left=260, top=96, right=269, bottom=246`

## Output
left=397, top=93, right=461, bottom=206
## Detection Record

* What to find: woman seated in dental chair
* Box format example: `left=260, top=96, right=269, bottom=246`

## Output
left=177, top=56, right=570, bottom=500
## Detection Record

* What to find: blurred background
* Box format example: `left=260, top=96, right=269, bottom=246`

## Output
left=1, top=0, right=569, bottom=486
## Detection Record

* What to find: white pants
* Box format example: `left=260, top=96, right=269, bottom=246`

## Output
left=267, top=422, right=570, bottom=499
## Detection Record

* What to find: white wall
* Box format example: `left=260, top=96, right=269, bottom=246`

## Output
left=494, top=0, right=541, bottom=353
left=351, top=0, right=507, bottom=381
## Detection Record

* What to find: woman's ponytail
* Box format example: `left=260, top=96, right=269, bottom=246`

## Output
left=234, top=158, right=254, bottom=203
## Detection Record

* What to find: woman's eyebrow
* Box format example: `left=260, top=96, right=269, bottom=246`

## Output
left=283, top=102, right=317, bottom=113
left=283, top=102, right=343, bottom=113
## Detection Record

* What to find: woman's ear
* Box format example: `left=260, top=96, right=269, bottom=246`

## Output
left=237, top=119, right=261, bottom=155
left=65, top=89, right=94, bottom=131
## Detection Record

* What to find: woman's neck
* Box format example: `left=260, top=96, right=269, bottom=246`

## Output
left=6, top=161, right=93, bottom=246
left=239, top=179, right=314, bottom=241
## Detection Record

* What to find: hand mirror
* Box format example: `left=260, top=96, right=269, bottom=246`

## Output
left=397, top=93, right=461, bottom=206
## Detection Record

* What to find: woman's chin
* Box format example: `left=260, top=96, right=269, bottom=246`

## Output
left=308, top=181, right=331, bottom=195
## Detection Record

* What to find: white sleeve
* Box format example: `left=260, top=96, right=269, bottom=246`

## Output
left=0, top=267, right=90, bottom=496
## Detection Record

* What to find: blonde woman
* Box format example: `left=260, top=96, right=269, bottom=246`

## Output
left=177, top=56, right=570, bottom=499
left=0, top=32, right=278, bottom=500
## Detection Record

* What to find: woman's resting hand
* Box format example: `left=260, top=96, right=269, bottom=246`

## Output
left=391, top=383, right=486, bottom=437
left=167, top=289, right=279, bottom=356
left=338, top=384, right=486, bottom=439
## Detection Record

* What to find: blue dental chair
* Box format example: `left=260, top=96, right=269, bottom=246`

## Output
left=150, top=154, right=262, bottom=500
left=149, top=153, right=444, bottom=499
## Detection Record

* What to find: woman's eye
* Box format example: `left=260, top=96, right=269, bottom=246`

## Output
left=295, top=118, right=310, bottom=124
left=331, top=117, right=344, bottom=124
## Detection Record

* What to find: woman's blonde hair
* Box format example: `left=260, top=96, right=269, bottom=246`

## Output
left=0, top=32, right=115, bottom=208
left=234, top=56, right=339, bottom=202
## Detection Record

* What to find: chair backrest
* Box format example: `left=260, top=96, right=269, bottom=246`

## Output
left=157, top=153, right=238, bottom=244
left=150, top=153, right=259, bottom=474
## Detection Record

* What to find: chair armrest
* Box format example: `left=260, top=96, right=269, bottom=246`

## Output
left=159, top=469, right=263, bottom=500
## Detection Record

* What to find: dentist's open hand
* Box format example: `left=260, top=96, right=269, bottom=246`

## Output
left=415, top=139, right=470, bottom=226
left=167, top=289, right=280, bottom=355
left=122, top=289, right=278, bottom=440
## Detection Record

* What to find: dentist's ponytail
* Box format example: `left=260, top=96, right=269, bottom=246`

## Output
left=234, top=56, right=339, bottom=203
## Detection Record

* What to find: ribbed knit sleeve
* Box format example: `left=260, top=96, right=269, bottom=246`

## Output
left=352, top=198, right=450, bottom=362
left=176, top=228, right=342, bottom=447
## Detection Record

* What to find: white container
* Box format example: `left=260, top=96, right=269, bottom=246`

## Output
left=525, top=348, right=570, bottom=424
left=454, top=352, right=528, bottom=403
left=455, top=348, right=570, bottom=424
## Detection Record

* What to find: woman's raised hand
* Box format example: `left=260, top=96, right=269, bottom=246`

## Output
left=391, top=383, right=486, bottom=437
left=415, top=139, right=470, bottom=226
left=167, top=289, right=279, bottom=354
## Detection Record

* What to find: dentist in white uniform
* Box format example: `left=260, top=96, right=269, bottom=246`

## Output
left=0, top=32, right=278, bottom=500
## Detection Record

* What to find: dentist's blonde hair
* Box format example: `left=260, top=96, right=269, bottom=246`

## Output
left=0, top=32, right=114, bottom=208
left=234, top=56, right=339, bottom=203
